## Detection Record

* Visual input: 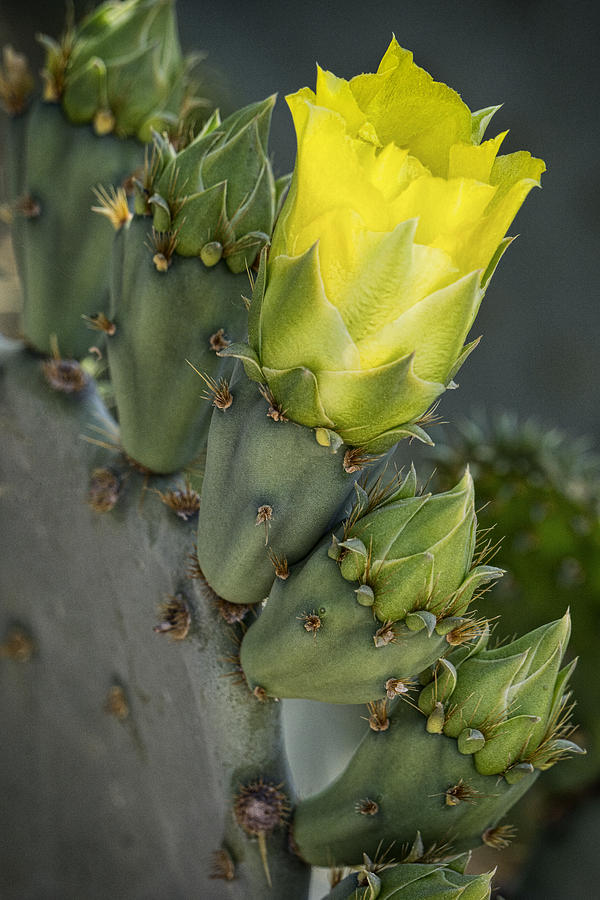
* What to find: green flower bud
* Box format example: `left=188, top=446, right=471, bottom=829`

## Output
left=149, top=96, right=277, bottom=272
left=40, top=0, right=191, bottom=141
left=418, top=612, right=584, bottom=775
left=338, top=467, right=503, bottom=623
left=222, top=40, right=544, bottom=449
left=327, top=858, right=493, bottom=899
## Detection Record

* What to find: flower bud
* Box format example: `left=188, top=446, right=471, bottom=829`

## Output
left=149, top=96, right=278, bottom=272
left=419, top=612, right=584, bottom=775
left=40, top=0, right=192, bottom=141
left=224, top=38, right=544, bottom=450
left=338, top=467, right=503, bottom=623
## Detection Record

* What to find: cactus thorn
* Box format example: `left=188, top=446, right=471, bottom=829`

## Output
left=147, top=228, right=178, bottom=271
left=365, top=700, right=390, bottom=732
left=267, top=548, right=289, bottom=579
left=373, top=620, right=399, bottom=648
left=233, top=780, right=290, bottom=887
left=216, top=597, right=252, bottom=625
left=155, top=483, right=200, bottom=520
left=42, top=356, right=87, bottom=394
left=385, top=677, right=413, bottom=699
left=355, top=798, right=380, bottom=816
left=343, top=447, right=374, bottom=474
left=82, top=312, right=116, bottom=336
left=153, top=595, right=191, bottom=641
left=92, top=185, right=131, bottom=231
left=0, top=626, right=34, bottom=662
left=208, top=328, right=230, bottom=352
left=210, top=848, right=235, bottom=881
left=482, top=824, right=517, bottom=849
left=88, top=467, right=122, bottom=512
left=186, top=361, right=233, bottom=410
left=258, top=384, right=288, bottom=421
left=297, top=610, right=323, bottom=640
left=256, top=505, right=273, bottom=543
left=104, top=684, right=129, bottom=720
left=443, top=778, right=481, bottom=806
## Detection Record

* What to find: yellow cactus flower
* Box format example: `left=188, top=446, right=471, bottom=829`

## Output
left=225, top=38, right=545, bottom=451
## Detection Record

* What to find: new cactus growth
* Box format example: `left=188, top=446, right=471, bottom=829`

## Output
left=240, top=468, right=502, bottom=703
left=103, top=97, right=279, bottom=473
left=292, top=617, right=581, bottom=867
left=1, top=0, right=198, bottom=359
left=431, top=414, right=600, bottom=777
left=326, top=852, right=493, bottom=899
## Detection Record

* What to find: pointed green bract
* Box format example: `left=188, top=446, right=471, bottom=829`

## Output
left=43, top=0, right=193, bottom=141
left=149, top=96, right=278, bottom=273
left=327, top=859, right=493, bottom=899
left=418, top=613, right=581, bottom=775
left=338, top=468, right=501, bottom=622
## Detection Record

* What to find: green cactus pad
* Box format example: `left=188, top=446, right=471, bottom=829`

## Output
left=292, top=698, right=537, bottom=867
left=14, top=101, right=141, bottom=357
left=196, top=373, right=361, bottom=605
left=106, top=216, right=247, bottom=473
left=240, top=539, right=449, bottom=704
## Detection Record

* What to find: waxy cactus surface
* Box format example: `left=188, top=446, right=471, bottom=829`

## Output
left=0, top=12, right=586, bottom=900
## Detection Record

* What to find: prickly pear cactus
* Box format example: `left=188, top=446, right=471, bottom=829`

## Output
left=102, top=98, right=281, bottom=473
left=0, top=15, right=588, bottom=900
left=1, top=0, right=201, bottom=358
left=430, top=414, right=600, bottom=777
left=292, top=616, right=580, bottom=867
left=240, top=468, right=503, bottom=703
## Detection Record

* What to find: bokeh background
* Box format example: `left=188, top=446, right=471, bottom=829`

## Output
left=1, top=1, right=599, bottom=897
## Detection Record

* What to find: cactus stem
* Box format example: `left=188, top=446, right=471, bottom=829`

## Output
left=208, top=328, right=231, bottom=352
left=87, top=467, right=123, bottom=512
left=210, top=848, right=236, bottom=881
left=153, top=594, right=191, bottom=641
left=0, top=626, right=35, bottom=662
